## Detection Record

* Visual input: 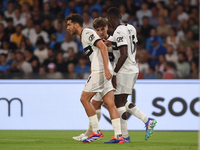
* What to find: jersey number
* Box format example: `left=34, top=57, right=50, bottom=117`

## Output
left=129, top=35, right=136, bottom=54
left=84, top=45, right=93, bottom=57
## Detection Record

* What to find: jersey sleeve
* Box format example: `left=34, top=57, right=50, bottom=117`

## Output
left=83, top=29, right=101, bottom=46
left=113, top=28, right=128, bottom=49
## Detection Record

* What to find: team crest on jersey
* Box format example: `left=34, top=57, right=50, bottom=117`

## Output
left=116, top=37, right=123, bottom=42
left=89, top=34, right=95, bottom=41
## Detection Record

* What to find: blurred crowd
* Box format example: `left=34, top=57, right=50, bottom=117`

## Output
left=0, top=0, right=199, bottom=79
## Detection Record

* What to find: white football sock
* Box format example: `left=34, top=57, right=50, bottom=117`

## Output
left=111, top=118, right=122, bottom=138
left=88, top=114, right=100, bottom=134
left=117, top=107, right=129, bottom=138
left=85, top=110, right=101, bottom=136
left=125, top=101, right=149, bottom=123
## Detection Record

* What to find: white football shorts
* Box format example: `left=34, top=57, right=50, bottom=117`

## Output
left=83, top=71, right=115, bottom=98
left=114, top=73, right=138, bottom=95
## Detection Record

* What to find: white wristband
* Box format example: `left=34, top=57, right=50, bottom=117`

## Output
left=113, top=72, right=117, bottom=76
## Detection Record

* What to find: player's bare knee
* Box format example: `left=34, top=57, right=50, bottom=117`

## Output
left=122, top=112, right=127, bottom=120
left=128, top=103, right=136, bottom=108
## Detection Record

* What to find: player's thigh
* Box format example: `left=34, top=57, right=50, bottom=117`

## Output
left=102, top=90, right=115, bottom=109
left=114, top=94, right=129, bottom=108
left=92, top=93, right=103, bottom=110
left=80, top=91, right=96, bottom=104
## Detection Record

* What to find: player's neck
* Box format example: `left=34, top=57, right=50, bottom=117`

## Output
left=113, top=20, right=121, bottom=29
left=76, top=27, right=84, bottom=36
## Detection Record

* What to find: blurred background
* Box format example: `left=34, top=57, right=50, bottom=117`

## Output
left=0, top=0, right=199, bottom=79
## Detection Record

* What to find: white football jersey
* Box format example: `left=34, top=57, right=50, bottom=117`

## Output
left=112, top=24, right=139, bottom=74
left=106, top=35, right=115, bottom=68
left=81, top=28, right=113, bottom=73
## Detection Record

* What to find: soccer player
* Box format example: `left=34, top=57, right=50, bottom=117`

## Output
left=106, top=7, right=157, bottom=141
left=65, top=14, right=124, bottom=143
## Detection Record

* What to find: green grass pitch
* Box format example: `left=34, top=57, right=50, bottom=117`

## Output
left=0, top=130, right=198, bottom=150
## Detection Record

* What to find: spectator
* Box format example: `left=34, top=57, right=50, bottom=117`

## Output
left=7, top=51, right=16, bottom=66
left=119, top=4, right=129, bottom=23
left=181, top=30, right=195, bottom=48
left=177, top=20, right=189, bottom=41
left=42, top=2, right=56, bottom=22
left=46, top=62, right=63, bottom=79
left=138, top=53, right=149, bottom=76
left=176, top=52, right=190, bottom=78
left=155, top=54, right=166, bottom=76
left=65, top=48, right=78, bottom=65
left=156, top=1, right=168, bottom=18
left=52, top=13, right=64, bottom=31
left=82, top=11, right=93, bottom=29
left=166, top=0, right=177, bottom=14
left=156, top=16, right=171, bottom=39
left=43, top=48, right=57, bottom=70
left=34, top=38, right=48, bottom=64
left=163, top=61, right=180, bottom=79
left=13, top=8, right=26, bottom=27
left=21, top=2, right=31, bottom=20
left=144, top=0, right=156, bottom=9
left=140, top=16, right=154, bottom=40
left=166, top=10, right=180, bottom=29
left=38, top=66, right=46, bottom=79
left=189, top=58, right=199, bottom=79
left=185, top=46, right=195, bottom=64
left=55, top=21, right=65, bottom=43
left=189, top=6, right=199, bottom=23
left=49, top=34, right=57, bottom=49
left=50, top=0, right=62, bottom=15
left=177, top=4, right=189, bottom=22
left=55, top=51, right=68, bottom=73
left=91, top=9, right=99, bottom=20
left=42, top=18, right=57, bottom=39
left=18, top=0, right=34, bottom=7
left=0, top=54, right=10, bottom=72
left=145, top=28, right=163, bottom=50
left=0, top=11, right=7, bottom=27
left=22, top=19, right=34, bottom=39
left=165, top=27, right=181, bottom=51
left=183, top=0, right=192, bottom=14
left=4, top=18, right=15, bottom=38
left=61, top=32, right=78, bottom=54
left=0, top=40, right=10, bottom=56
left=67, top=63, right=77, bottom=79
left=24, top=48, right=40, bottom=73
left=148, top=36, right=167, bottom=68
left=124, top=0, right=139, bottom=15
left=75, top=57, right=90, bottom=79
left=165, top=45, right=178, bottom=63
left=29, top=23, right=49, bottom=46
left=136, top=2, right=152, bottom=25
left=32, top=7, right=43, bottom=24
left=64, top=0, right=82, bottom=17
left=10, top=24, right=24, bottom=48
left=9, top=52, right=32, bottom=74
left=144, top=66, right=156, bottom=79
left=188, top=17, right=198, bottom=34
left=0, top=23, right=9, bottom=48
left=127, top=14, right=138, bottom=27
left=88, top=0, right=102, bottom=16
left=4, top=2, right=15, bottom=19
left=136, top=40, right=148, bottom=61
left=149, top=6, right=159, bottom=28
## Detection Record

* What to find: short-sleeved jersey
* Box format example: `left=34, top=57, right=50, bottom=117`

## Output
left=81, top=28, right=113, bottom=73
left=106, top=35, right=115, bottom=68
left=112, top=24, right=139, bottom=74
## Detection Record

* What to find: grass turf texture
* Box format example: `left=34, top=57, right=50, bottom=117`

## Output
left=0, top=130, right=198, bottom=150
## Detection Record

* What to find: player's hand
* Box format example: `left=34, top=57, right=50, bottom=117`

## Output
left=105, top=68, right=112, bottom=80
left=112, top=75, right=117, bottom=89
left=136, top=59, right=140, bottom=66
left=103, top=39, right=112, bottom=47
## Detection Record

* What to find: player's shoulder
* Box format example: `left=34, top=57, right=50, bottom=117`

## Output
left=83, top=28, right=95, bottom=34
left=107, top=35, right=113, bottom=41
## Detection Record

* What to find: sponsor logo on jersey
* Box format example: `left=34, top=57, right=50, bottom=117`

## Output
left=89, top=34, right=95, bottom=41
left=116, top=37, right=123, bottom=43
